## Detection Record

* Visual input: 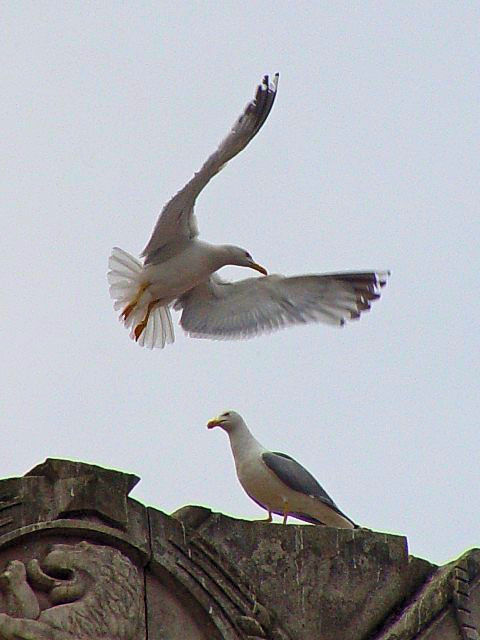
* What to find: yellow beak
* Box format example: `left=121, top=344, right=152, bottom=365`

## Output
left=249, top=262, right=268, bottom=276
left=207, top=417, right=223, bottom=429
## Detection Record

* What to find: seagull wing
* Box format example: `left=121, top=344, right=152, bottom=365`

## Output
left=175, top=271, right=388, bottom=339
left=262, top=451, right=355, bottom=526
left=142, top=74, right=279, bottom=263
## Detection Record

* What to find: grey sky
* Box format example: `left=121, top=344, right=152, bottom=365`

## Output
left=2, top=2, right=478, bottom=564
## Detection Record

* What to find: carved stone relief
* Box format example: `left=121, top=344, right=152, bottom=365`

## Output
left=0, top=541, right=143, bottom=640
left=0, top=461, right=288, bottom=640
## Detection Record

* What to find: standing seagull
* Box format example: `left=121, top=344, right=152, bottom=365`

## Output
left=207, top=411, right=356, bottom=528
left=108, top=74, right=388, bottom=349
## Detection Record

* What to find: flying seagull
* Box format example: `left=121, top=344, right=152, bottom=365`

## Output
left=108, top=74, right=388, bottom=349
left=207, top=411, right=356, bottom=528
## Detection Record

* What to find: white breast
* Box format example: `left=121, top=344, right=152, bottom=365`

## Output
left=235, top=452, right=291, bottom=513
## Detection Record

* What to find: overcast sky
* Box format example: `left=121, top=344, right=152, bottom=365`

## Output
left=2, top=2, right=479, bottom=565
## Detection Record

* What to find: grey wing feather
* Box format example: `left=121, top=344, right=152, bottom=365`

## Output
left=175, top=271, right=388, bottom=339
left=142, top=74, right=279, bottom=263
left=262, top=451, right=354, bottom=525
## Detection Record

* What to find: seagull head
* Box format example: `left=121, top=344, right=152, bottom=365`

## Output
left=223, top=246, right=268, bottom=276
left=207, top=410, right=244, bottom=433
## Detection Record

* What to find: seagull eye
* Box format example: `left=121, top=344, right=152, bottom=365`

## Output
left=245, top=252, right=252, bottom=260
left=223, top=412, right=231, bottom=417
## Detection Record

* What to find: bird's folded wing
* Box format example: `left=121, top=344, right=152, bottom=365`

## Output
left=175, top=271, right=388, bottom=339
left=262, top=452, right=336, bottom=505
left=262, top=452, right=355, bottom=525
left=142, top=74, right=279, bottom=262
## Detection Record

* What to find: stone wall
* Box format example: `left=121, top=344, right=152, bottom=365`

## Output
left=0, top=459, right=476, bottom=639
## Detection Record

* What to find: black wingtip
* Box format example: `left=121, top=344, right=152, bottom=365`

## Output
left=260, top=73, right=280, bottom=94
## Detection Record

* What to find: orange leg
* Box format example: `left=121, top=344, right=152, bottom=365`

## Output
left=134, top=300, right=160, bottom=341
left=120, top=282, right=150, bottom=322
left=282, top=503, right=290, bottom=525
left=261, top=510, right=273, bottom=523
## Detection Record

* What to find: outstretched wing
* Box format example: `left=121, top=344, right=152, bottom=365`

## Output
left=142, top=74, right=279, bottom=263
left=262, top=451, right=355, bottom=525
left=175, top=271, right=389, bottom=339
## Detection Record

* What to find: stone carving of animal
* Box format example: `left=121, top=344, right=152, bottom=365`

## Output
left=0, top=540, right=143, bottom=640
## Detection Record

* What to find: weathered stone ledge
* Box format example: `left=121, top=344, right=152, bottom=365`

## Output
left=0, top=459, right=476, bottom=640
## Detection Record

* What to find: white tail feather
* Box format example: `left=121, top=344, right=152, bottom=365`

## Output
left=108, top=247, right=175, bottom=349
